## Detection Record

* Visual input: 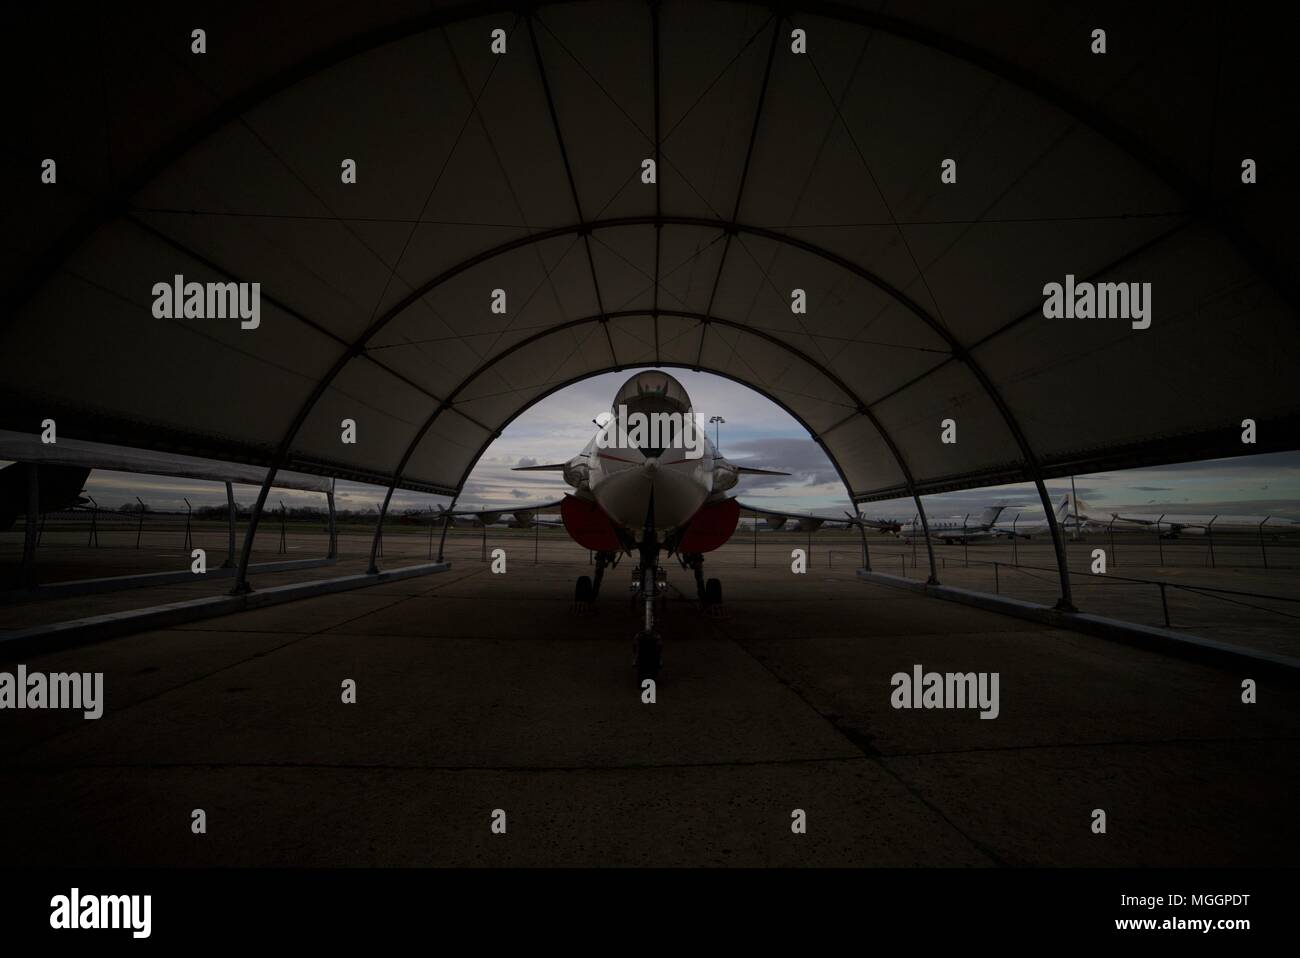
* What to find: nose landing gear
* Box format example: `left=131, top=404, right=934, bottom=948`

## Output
left=573, top=550, right=616, bottom=614
left=682, top=552, right=724, bottom=616
left=631, top=561, right=666, bottom=681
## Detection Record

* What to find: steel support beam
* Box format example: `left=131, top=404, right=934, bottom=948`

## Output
left=21, top=463, right=40, bottom=587
left=222, top=481, right=237, bottom=568
left=697, top=14, right=781, bottom=369
left=362, top=307, right=940, bottom=585
left=327, top=480, right=338, bottom=559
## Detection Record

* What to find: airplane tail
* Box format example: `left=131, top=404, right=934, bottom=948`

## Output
left=1056, top=496, right=1070, bottom=522
left=977, top=504, right=1007, bottom=527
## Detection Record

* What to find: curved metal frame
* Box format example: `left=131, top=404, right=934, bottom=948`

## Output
left=19, top=0, right=1268, bottom=604
left=8, top=0, right=1285, bottom=319
left=404, top=360, right=941, bottom=573
left=363, top=308, right=941, bottom=582
left=240, top=213, right=1060, bottom=595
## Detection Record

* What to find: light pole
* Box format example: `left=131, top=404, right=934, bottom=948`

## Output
left=709, top=415, right=725, bottom=453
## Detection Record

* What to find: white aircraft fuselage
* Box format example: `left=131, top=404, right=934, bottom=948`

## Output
left=559, top=371, right=740, bottom=544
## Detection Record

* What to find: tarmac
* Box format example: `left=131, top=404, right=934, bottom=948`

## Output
left=2, top=535, right=1297, bottom=867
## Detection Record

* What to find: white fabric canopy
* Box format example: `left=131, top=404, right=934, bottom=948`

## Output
left=4, top=1, right=1296, bottom=503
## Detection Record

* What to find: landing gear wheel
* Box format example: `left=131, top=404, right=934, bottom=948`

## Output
left=634, top=630, right=662, bottom=682
left=573, top=574, right=594, bottom=614
left=704, top=577, right=722, bottom=606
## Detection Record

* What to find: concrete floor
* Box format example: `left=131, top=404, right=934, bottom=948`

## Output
left=2, top=541, right=1297, bottom=867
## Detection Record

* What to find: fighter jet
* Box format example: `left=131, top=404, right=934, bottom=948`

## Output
left=480, top=370, right=892, bottom=680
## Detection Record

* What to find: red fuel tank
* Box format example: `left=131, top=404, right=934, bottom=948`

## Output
left=677, top=497, right=740, bottom=553
left=560, top=495, right=623, bottom=551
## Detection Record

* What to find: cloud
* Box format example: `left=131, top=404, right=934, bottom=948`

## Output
left=516, top=457, right=538, bottom=468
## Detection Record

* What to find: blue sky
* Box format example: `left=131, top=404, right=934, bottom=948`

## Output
left=46, top=368, right=1300, bottom=521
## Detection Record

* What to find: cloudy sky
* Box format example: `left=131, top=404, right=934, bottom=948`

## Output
left=36, top=367, right=1300, bottom=521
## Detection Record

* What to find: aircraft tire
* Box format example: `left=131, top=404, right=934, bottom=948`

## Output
left=635, top=630, right=661, bottom=682
left=704, top=577, right=722, bottom=606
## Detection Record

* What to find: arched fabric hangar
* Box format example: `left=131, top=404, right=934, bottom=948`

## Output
left=5, top=1, right=1299, bottom=608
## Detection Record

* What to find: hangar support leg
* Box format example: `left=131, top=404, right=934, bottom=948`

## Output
left=327, top=482, right=338, bottom=559
left=367, top=486, right=394, bottom=575
left=909, top=493, right=939, bottom=585
left=1035, top=475, right=1076, bottom=611
left=21, top=463, right=39, bottom=587
left=221, top=481, right=237, bottom=568
left=436, top=496, right=458, bottom=563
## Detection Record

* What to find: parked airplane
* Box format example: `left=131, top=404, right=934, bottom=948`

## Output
left=898, top=497, right=1073, bottom=544
left=1102, top=510, right=1300, bottom=538
left=742, top=503, right=904, bottom=535
left=398, top=504, right=563, bottom=529
left=922, top=504, right=1009, bottom=544
left=447, top=370, right=890, bottom=680
left=990, top=497, right=1072, bottom=540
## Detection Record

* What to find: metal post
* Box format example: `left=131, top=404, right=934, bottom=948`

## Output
left=278, top=500, right=287, bottom=555
left=86, top=494, right=99, bottom=548
left=962, top=514, right=970, bottom=568
left=1032, top=478, right=1075, bottom=611
left=1108, top=516, right=1117, bottom=570
left=1206, top=515, right=1217, bottom=569
left=326, top=480, right=337, bottom=559
left=911, top=517, right=917, bottom=570
left=534, top=511, right=540, bottom=564
left=367, top=486, right=391, bottom=574
left=854, top=503, right=869, bottom=571
left=481, top=521, right=487, bottom=562
left=1011, top=513, right=1019, bottom=566
left=182, top=497, right=193, bottom=552
left=134, top=496, right=145, bottom=549
left=994, top=561, right=999, bottom=594
left=908, top=496, right=940, bottom=586
left=753, top=510, right=758, bottom=568
left=1155, top=514, right=1165, bottom=567
left=233, top=469, right=275, bottom=594
left=1070, top=475, right=1080, bottom=540
left=436, top=498, right=459, bottom=563
left=21, top=463, right=39, bottom=586
left=1259, top=517, right=1270, bottom=569
left=222, top=482, right=237, bottom=568
left=1158, top=582, right=1170, bottom=628
left=427, top=507, right=436, bottom=560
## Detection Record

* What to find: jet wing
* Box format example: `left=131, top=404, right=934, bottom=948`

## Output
left=441, top=500, right=565, bottom=527
left=735, top=502, right=894, bottom=533
left=1109, top=512, right=1202, bottom=531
